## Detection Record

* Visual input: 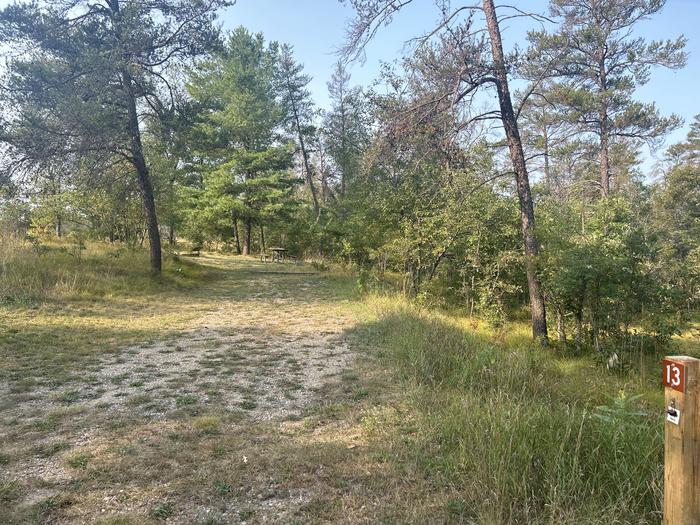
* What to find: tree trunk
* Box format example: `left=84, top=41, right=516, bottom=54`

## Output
left=122, top=67, right=161, bottom=273
left=542, top=119, right=551, bottom=188
left=242, top=218, right=252, bottom=256
left=233, top=218, right=242, bottom=255
left=339, top=83, right=348, bottom=197
left=111, top=0, right=160, bottom=273
left=575, top=308, right=583, bottom=352
left=55, top=214, right=62, bottom=238
left=285, top=75, right=320, bottom=217
left=134, top=161, right=160, bottom=271
left=318, top=143, right=331, bottom=204
left=598, top=57, right=610, bottom=197
left=599, top=113, right=610, bottom=197
left=259, top=224, right=266, bottom=253
left=483, top=0, right=548, bottom=344
left=590, top=301, right=601, bottom=354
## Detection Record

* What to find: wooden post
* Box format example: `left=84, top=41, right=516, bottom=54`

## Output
left=663, top=356, right=700, bottom=525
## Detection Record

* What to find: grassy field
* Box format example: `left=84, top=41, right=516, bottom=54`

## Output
left=0, top=241, right=694, bottom=523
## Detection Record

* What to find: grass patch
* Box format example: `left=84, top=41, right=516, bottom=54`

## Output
left=176, top=394, right=198, bottom=407
left=214, top=481, right=231, bottom=495
left=53, top=389, right=81, bottom=404
left=127, top=393, right=153, bottom=406
left=33, top=441, right=71, bottom=458
left=0, top=481, right=21, bottom=503
left=351, top=295, right=665, bottom=524
left=5, top=246, right=663, bottom=523
left=238, top=399, right=257, bottom=410
left=151, top=501, right=175, bottom=520
left=0, top=250, right=372, bottom=523
left=192, top=416, right=221, bottom=435
left=66, top=451, right=92, bottom=469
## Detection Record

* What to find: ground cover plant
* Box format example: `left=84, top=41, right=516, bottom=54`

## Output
left=0, top=244, right=690, bottom=523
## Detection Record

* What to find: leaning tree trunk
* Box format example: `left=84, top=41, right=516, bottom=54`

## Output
left=484, top=0, right=548, bottom=343
left=123, top=67, right=161, bottom=273
left=111, top=0, right=161, bottom=273
left=285, top=75, right=320, bottom=217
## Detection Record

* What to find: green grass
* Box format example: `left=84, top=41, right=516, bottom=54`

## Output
left=351, top=295, right=665, bottom=524
left=66, top=451, right=93, bottom=469
left=0, top=240, right=683, bottom=524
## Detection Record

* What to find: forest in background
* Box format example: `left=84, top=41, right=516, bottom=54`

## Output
left=0, top=0, right=698, bottom=360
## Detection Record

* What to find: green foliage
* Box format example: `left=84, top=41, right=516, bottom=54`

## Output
left=593, top=391, right=647, bottom=423
left=182, top=27, right=302, bottom=253
left=528, top=0, right=686, bottom=149
left=539, top=194, right=681, bottom=351
left=0, top=1, right=695, bottom=357
left=0, top=0, right=231, bottom=271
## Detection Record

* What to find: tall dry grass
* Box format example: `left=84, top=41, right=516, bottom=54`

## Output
left=0, top=238, right=207, bottom=306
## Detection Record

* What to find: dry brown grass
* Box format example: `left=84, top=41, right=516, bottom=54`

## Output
left=3, top=245, right=666, bottom=524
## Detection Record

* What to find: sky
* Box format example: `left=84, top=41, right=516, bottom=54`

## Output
left=220, top=0, right=700, bottom=168
left=0, top=0, right=697, bottom=167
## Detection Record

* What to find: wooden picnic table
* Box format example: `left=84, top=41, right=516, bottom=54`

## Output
left=270, top=247, right=286, bottom=263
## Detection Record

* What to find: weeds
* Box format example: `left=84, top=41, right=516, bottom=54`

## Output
left=151, top=501, right=175, bottom=519
left=355, top=295, right=665, bottom=523
left=67, top=452, right=92, bottom=469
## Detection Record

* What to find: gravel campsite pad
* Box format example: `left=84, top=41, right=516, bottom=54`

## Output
left=0, top=256, right=409, bottom=524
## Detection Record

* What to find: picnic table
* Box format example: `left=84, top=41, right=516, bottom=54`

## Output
left=261, top=247, right=287, bottom=263
left=270, top=247, right=286, bottom=262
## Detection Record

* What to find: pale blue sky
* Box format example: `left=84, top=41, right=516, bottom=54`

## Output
left=222, top=0, right=700, bottom=166
left=0, top=0, right=696, bottom=165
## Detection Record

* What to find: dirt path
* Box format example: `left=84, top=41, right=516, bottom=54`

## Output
left=77, top=262, right=358, bottom=421
left=1, top=256, right=400, bottom=524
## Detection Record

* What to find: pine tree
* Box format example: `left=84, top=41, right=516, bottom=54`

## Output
left=186, top=28, right=299, bottom=255
left=527, top=0, right=686, bottom=196
left=0, top=0, right=229, bottom=272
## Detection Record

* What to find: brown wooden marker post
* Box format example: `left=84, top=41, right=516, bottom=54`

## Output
left=663, top=356, right=700, bottom=525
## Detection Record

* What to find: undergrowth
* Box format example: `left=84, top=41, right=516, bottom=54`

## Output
left=355, top=296, right=664, bottom=524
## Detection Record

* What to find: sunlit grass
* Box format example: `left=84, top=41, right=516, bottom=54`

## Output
left=671, top=319, right=700, bottom=356
left=351, top=293, right=665, bottom=523
left=0, top=245, right=678, bottom=523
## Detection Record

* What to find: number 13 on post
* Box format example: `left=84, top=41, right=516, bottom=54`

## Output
left=663, top=359, right=686, bottom=393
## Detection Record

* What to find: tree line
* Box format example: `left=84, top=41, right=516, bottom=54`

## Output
left=0, top=0, right=697, bottom=355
